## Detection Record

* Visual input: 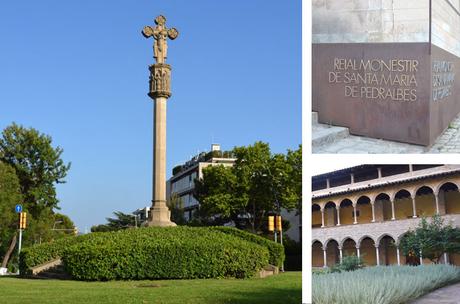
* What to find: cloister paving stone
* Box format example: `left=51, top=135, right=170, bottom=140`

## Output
left=313, top=113, right=460, bottom=154
left=410, top=282, right=460, bottom=304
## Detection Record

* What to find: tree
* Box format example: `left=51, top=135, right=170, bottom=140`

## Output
left=286, top=144, right=302, bottom=215
left=0, top=162, right=22, bottom=268
left=194, top=165, right=246, bottom=227
left=167, top=192, right=186, bottom=225
left=91, top=211, right=136, bottom=232
left=193, top=141, right=301, bottom=233
left=0, top=123, right=73, bottom=266
left=0, top=123, right=71, bottom=218
left=399, top=215, right=460, bottom=264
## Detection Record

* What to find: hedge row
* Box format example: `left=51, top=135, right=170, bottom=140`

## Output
left=63, top=227, right=269, bottom=280
left=19, top=234, right=90, bottom=274
left=210, top=226, right=285, bottom=268
left=20, top=226, right=271, bottom=281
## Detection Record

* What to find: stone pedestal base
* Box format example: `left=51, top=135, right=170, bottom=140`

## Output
left=147, top=201, right=177, bottom=227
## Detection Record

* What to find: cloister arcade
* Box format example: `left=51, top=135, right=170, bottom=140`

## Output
left=312, top=178, right=460, bottom=268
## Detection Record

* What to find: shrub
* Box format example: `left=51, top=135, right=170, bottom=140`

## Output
left=330, top=255, right=364, bottom=273
left=61, top=226, right=269, bottom=281
left=313, top=265, right=460, bottom=304
left=210, top=226, right=285, bottom=268
left=19, top=235, right=89, bottom=274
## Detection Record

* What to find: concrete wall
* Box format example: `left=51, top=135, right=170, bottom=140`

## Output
left=312, top=0, right=430, bottom=43
left=432, top=0, right=460, bottom=57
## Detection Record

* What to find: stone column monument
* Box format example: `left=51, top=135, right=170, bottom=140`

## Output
left=142, top=15, right=178, bottom=227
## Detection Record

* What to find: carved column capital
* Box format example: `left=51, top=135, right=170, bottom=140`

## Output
left=148, top=63, right=172, bottom=99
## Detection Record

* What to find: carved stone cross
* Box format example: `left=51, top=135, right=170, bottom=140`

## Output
left=142, top=15, right=179, bottom=64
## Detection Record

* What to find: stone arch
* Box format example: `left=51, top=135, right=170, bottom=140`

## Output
left=323, top=237, right=340, bottom=249
left=376, top=233, right=397, bottom=245
left=339, top=198, right=354, bottom=225
left=324, top=201, right=337, bottom=227
left=359, top=236, right=377, bottom=266
left=312, top=240, right=323, bottom=267
left=341, top=237, right=357, bottom=258
left=325, top=239, right=340, bottom=267
left=312, top=203, right=322, bottom=228
left=377, top=234, right=398, bottom=265
left=415, top=185, right=436, bottom=217
left=357, top=235, right=376, bottom=247
left=393, top=189, right=414, bottom=220
left=435, top=180, right=460, bottom=195
left=374, top=192, right=392, bottom=221
left=356, top=195, right=372, bottom=224
left=438, top=182, right=460, bottom=214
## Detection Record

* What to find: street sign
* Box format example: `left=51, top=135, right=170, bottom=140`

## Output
left=15, top=205, right=22, bottom=213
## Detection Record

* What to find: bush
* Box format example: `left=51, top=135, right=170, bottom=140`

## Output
left=313, top=265, right=460, bottom=304
left=19, top=235, right=89, bottom=274
left=210, top=226, right=285, bottom=268
left=330, top=255, right=364, bottom=273
left=20, top=226, right=268, bottom=281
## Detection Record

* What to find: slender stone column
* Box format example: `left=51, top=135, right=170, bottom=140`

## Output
left=339, top=247, right=343, bottom=263
left=356, top=246, right=360, bottom=258
left=353, top=205, right=358, bottom=224
left=336, top=206, right=341, bottom=226
left=321, top=209, right=325, bottom=228
left=323, top=248, right=327, bottom=268
left=419, top=251, right=423, bottom=265
left=143, top=15, right=179, bottom=227
left=396, top=247, right=401, bottom=265
left=371, top=203, right=376, bottom=222
left=435, top=193, right=440, bottom=215
left=411, top=195, right=417, bottom=218
left=391, top=199, right=396, bottom=220
left=444, top=252, right=449, bottom=264
left=375, top=245, right=380, bottom=266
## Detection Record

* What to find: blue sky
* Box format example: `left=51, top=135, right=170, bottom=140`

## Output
left=0, top=0, right=301, bottom=231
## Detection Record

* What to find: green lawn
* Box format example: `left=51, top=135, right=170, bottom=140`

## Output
left=0, top=272, right=301, bottom=304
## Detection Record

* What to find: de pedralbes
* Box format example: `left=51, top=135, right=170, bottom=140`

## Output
left=329, top=57, right=418, bottom=102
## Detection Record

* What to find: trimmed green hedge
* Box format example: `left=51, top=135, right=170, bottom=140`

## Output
left=19, top=235, right=90, bottom=274
left=63, top=227, right=268, bottom=280
left=210, top=226, right=285, bottom=268
left=21, top=227, right=270, bottom=281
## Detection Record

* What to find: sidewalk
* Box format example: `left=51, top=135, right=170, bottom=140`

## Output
left=411, top=282, right=460, bottom=304
left=313, top=113, right=460, bottom=154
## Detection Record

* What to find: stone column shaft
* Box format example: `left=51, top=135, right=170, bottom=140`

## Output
left=321, top=209, right=325, bottom=228
left=153, top=97, right=167, bottom=206
left=375, top=246, right=380, bottom=266
left=323, top=249, right=327, bottom=268
left=371, top=203, right=375, bottom=222
left=336, top=207, right=341, bottom=226
left=396, top=247, right=401, bottom=265
left=391, top=199, right=396, bottom=220
left=353, top=205, right=358, bottom=224
left=412, top=196, right=417, bottom=218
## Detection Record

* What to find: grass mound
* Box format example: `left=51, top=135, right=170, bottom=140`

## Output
left=20, top=226, right=273, bottom=281
left=312, top=265, right=460, bottom=304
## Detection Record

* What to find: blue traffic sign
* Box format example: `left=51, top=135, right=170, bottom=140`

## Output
left=15, top=205, right=22, bottom=213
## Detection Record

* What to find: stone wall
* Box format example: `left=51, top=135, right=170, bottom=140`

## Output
left=432, top=0, right=460, bottom=57
left=312, top=0, right=430, bottom=43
